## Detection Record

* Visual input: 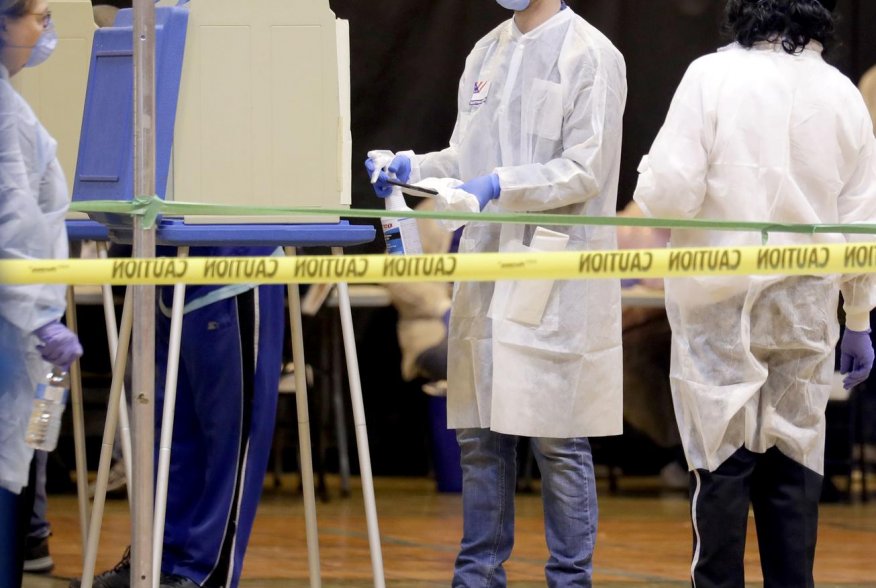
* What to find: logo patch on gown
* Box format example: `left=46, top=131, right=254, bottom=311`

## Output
left=470, top=81, right=491, bottom=106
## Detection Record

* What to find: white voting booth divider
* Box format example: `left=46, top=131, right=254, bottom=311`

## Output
left=63, top=2, right=383, bottom=588
left=169, top=0, right=353, bottom=223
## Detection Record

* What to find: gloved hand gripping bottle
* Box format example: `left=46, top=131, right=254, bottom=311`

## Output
left=25, top=367, right=70, bottom=452
left=382, top=186, right=423, bottom=255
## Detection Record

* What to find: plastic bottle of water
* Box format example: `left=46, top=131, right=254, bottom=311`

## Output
left=381, top=187, right=423, bottom=255
left=25, top=368, right=69, bottom=452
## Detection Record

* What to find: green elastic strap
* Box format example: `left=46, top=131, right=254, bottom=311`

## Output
left=68, top=199, right=876, bottom=238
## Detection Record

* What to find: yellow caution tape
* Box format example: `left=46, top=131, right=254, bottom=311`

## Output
left=4, top=243, right=876, bottom=286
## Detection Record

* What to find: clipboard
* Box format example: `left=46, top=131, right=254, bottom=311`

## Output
left=386, top=178, right=439, bottom=198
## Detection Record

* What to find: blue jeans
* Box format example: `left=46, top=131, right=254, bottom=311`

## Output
left=28, top=450, right=50, bottom=541
left=453, top=429, right=597, bottom=588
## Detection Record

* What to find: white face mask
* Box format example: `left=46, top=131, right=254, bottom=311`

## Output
left=496, top=0, right=531, bottom=10
left=24, top=21, right=57, bottom=68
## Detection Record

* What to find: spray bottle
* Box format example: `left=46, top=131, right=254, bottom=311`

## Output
left=368, top=150, right=423, bottom=255
left=381, top=186, right=423, bottom=255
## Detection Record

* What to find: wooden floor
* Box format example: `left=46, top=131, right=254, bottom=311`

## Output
left=24, top=475, right=876, bottom=587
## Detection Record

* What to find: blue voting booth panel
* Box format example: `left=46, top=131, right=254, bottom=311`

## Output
left=73, top=7, right=188, bottom=229
left=153, top=220, right=377, bottom=248
left=107, top=219, right=376, bottom=249
left=66, top=219, right=110, bottom=242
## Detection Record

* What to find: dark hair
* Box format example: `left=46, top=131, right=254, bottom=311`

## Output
left=0, top=0, right=31, bottom=51
left=724, top=0, right=835, bottom=55
left=0, top=0, right=31, bottom=19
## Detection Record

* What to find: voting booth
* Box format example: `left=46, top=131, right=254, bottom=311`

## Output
left=73, top=0, right=352, bottom=225
left=68, top=3, right=384, bottom=587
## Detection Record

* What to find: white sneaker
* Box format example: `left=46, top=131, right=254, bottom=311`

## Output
left=87, top=461, right=127, bottom=498
left=23, top=534, right=53, bottom=574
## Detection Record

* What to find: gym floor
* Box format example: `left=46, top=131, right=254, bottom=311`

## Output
left=24, top=475, right=876, bottom=587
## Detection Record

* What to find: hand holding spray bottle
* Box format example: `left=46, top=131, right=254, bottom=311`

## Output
left=367, top=150, right=423, bottom=256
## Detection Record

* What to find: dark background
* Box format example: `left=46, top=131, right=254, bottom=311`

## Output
left=79, top=1, right=876, bottom=480
left=328, top=0, right=876, bottom=227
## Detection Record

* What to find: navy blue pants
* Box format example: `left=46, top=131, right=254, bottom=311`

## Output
left=690, top=447, right=822, bottom=588
left=155, top=285, right=284, bottom=587
left=0, top=454, right=36, bottom=588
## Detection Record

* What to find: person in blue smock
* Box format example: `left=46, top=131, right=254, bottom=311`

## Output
left=0, top=0, right=83, bottom=585
left=155, top=247, right=286, bottom=588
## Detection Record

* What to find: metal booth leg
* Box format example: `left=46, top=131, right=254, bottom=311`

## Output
left=97, top=242, right=134, bottom=505
left=284, top=246, right=322, bottom=588
left=152, top=247, right=188, bottom=586
left=80, top=288, right=134, bottom=588
left=330, top=316, right=351, bottom=497
left=331, top=247, right=385, bottom=588
left=65, top=286, right=90, bottom=548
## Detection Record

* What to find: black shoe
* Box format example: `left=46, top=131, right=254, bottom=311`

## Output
left=23, top=534, right=54, bottom=574
left=68, top=546, right=131, bottom=588
left=159, top=574, right=199, bottom=588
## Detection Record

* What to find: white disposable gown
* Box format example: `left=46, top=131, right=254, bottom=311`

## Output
left=402, top=8, right=627, bottom=438
left=859, top=64, right=876, bottom=132
left=634, top=42, right=876, bottom=474
left=0, top=63, right=69, bottom=494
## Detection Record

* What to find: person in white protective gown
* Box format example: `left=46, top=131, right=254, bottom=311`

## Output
left=860, top=64, right=876, bottom=133
left=633, top=0, right=876, bottom=586
left=366, top=0, right=626, bottom=585
left=0, top=0, right=83, bottom=585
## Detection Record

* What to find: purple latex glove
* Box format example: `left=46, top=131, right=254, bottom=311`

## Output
left=459, top=173, right=500, bottom=210
left=34, top=321, right=83, bottom=369
left=364, top=155, right=411, bottom=198
left=449, top=227, right=463, bottom=254
left=840, top=328, right=874, bottom=390
left=442, top=308, right=451, bottom=331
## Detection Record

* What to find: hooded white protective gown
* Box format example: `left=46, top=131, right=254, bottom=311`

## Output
left=402, top=7, right=627, bottom=438
left=634, top=42, right=876, bottom=474
left=0, top=63, right=68, bottom=494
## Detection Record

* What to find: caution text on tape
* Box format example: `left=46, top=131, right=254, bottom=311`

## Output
left=3, top=243, right=876, bottom=286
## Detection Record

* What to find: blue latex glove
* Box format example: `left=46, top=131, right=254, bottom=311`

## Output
left=442, top=308, right=451, bottom=331
left=839, top=328, right=875, bottom=390
left=364, top=155, right=411, bottom=198
left=34, top=321, right=83, bottom=369
left=459, top=173, right=500, bottom=210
